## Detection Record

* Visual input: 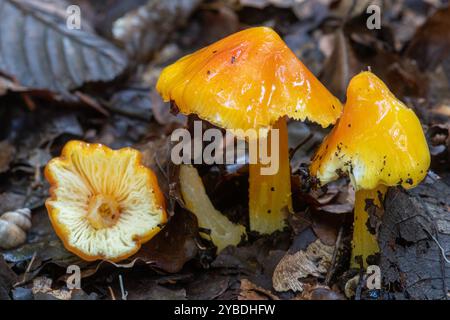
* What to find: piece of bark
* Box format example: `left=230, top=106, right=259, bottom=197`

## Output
left=379, top=173, right=450, bottom=300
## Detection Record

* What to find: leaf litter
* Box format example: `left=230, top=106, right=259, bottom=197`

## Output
left=0, top=0, right=449, bottom=300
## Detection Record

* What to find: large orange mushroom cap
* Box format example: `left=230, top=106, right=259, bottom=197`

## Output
left=45, top=141, right=167, bottom=262
left=156, top=27, right=342, bottom=134
left=310, top=71, right=430, bottom=190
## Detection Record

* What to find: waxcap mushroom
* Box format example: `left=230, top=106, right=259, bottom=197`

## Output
left=310, top=71, right=430, bottom=191
left=157, top=27, right=342, bottom=235
left=45, top=141, right=167, bottom=262
left=157, top=26, right=342, bottom=137
left=310, top=71, right=430, bottom=268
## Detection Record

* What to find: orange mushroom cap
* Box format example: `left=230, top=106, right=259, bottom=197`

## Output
left=156, top=27, right=342, bottom=135
left=310, top=71, right=430, bottom=191
left=45, top=141, right=167, bottom=262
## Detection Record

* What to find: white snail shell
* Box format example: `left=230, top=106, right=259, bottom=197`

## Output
left=0, top=208, right=32, bottom=249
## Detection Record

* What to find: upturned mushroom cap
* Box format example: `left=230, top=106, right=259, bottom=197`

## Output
left=45, top=141, right=167, bottom=262
left=157, top=27, right=342, bottom=135
left=310, top=72, right=430, bottom=190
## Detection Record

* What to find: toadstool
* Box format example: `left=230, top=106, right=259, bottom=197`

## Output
left=157, top=27, right=342, bottom=234
left=310, top=71, right=430, bottom=268
left=45, top=141, right=167, bottom=262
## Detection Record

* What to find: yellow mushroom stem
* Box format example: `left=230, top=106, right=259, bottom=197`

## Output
left=351, top=185, right=387, bottom=268
left=249, top=117, right=292, bottom=234
left=180, top=164, right=246, bottom=252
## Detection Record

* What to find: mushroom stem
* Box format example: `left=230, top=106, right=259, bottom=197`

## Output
left=351, top=185, right=387, bottom=268
left=180, top=164, right=246, bottom=252
left=249, top=117, right=292, bottom=234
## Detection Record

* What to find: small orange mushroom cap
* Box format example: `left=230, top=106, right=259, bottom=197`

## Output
left=310, top=72, right=430, bottom=190
left=45, top=141, right=167, bottom=262
left=156, top=27, right=342, bottom=134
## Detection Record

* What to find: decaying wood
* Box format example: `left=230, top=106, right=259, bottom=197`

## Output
left=380, top=173, right=450, bottom=300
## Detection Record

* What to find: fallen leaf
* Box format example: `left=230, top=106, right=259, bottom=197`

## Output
left=0, top=140, right=15, bottom=173
left=118, top=209, right=199, bottom=273
left=186, top=272, right=230, bottom=300
left=0, top=255, right=17, bottom=300
left=0, top=0, right=128, bottom=98
left=406, top=6, right=450, bottom=71
left=238, top=279, right=279, bottom=300
left=380, top=174, right=450, bottom=300
left=112, top=0, right=201, bottom=62
left=296, top=284, right=345, bottom=300
left=273, top=239, right=334, bottom=292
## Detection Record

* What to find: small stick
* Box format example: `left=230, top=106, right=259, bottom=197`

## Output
left=14, top=251, right=37, bottom=287
left=108, top=286, right=116, bottom=301
left=119, top=274, right=128, bottom=300
left=325, top=225, right=344, bottom=285
left=289, top=133, right=314, bottom=160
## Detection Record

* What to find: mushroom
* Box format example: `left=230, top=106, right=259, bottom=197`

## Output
left=179, top=165, right=245, bottom=252
left=310, top=71, right=430, bottom=268
left=45, top=141, right=167, bottom=262
left=157, top=27, right=342, bottom=234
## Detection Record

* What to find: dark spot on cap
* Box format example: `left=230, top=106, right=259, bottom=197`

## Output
left=267, top=210, right=271, bottom=214
left=212, top=50, right=217, bottom=54
left=348, top=124, right=351, bottom=128
left=231, top=56, right=236, bottom=64
left=332, top=104, right=335, bottom=109
left=270, top=187, right=275, bottom=192
left=406, top=178, right=413, bottom=185
left=207, top=70, right=211, bottom=75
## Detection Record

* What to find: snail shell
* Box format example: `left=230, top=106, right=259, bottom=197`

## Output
left=0, top=208, right=32, bottom=249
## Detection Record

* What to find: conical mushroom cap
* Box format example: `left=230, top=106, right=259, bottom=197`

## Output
left=157, top=27, right=342, bottom=135
left=310, top=72, right=430, bottom=190
left=45, top=141, right=167, bottom=262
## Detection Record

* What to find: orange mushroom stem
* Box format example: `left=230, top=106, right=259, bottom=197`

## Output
left=310, top=72, right=430, bottom=268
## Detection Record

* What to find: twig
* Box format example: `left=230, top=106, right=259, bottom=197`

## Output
left=424, top=229, right=450, bottom=264
left=325, top=225, right=344, bottom=286
left=289, top=133, right=314, bottom=160
left=108, top=286, right=116, bottom=301
left=14, top=251, right=37, bottom=287
left=119, top=274, right=128, bottom=300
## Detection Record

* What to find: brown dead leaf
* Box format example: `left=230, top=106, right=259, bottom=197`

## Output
left=320, top=29, right=360, bottom=101
left=238, top=279, right=279, bottom=300
left=272, top=239, right=334, bottom=293
left=0, top=255, right=17, bottom=299
left=126, top=209, right=199, bottom=273
left=0, top=140, right=15, bottom=173
left=295, top=284, right=345, bottom=300
left=406, top=6, right=450, bottom=72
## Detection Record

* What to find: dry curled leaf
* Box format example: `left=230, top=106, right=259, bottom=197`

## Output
left=272, top=239, right=334, bottom=293
left=0, top=0, right=127, bottom=98
left=238, top=279, right=279, bottom=300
